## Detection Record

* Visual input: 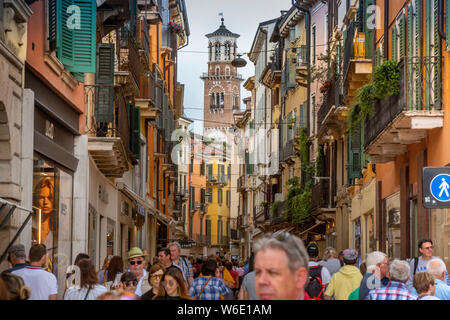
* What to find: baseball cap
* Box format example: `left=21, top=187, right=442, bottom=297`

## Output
left=343, top=249, right=358, bottom=260
left=306, top=242, right=319, bottom=257
left=8, top=244, right=26, bottom=260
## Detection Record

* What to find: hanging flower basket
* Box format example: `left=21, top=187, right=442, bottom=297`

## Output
left=169, top=21, right=182, bottom=34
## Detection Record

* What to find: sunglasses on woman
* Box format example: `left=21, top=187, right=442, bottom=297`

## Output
left=129, top=260, right=143, bottom=266
left=162, top=280, right=176, bottom=287
left=151, top=274, right=163, bottom=280
left=124, top=281, right=138, bottom=287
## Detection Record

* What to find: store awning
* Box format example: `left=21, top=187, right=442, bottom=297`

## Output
left=117, top=182, right=156, bottom=217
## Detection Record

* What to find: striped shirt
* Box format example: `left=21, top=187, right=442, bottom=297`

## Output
left=366, top=281, right=417, bottom=300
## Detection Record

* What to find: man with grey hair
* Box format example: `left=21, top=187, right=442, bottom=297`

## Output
left=320, top=247, right=341, bottom=277
left=253, top=231, right=310, bottom=300
left=2, top=244, right=28, bottom=274
left=366, top=259, right=417, bottom=300
left=357, top=251, right=389, bottom=300
left=168, top=242, right=193, bottom=288
left=427, top=259, right=450, bottom=300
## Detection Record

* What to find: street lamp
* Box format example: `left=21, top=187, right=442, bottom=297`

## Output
left=231, top=54, right=247, bottom=68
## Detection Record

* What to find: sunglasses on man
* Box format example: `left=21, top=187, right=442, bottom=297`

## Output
left=129, top=260, right=143, bottom=266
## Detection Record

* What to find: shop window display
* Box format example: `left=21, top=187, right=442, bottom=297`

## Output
left=32, top=157, right=73, bottom=297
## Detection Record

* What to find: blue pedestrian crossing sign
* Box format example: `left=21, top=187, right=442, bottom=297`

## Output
left=423, top=167, right=450, bottom=208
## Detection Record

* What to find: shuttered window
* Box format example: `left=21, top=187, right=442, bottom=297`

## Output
left=48, top=0, right=96, bottom=73
left=95, top=44, right=114, bottom=123
left=129, top=103, right=141, bottom=159
left=218, top=188, right=223, bottom=205
left=392, top=25, right=398, bottom=61
left=348, top=125, right=363, bottom=185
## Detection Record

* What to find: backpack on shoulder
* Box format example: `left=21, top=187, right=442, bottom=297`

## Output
left=305, top=265, right=325, bottom=300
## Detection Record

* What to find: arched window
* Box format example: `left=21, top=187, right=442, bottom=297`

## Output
left=220, top=93, right=224, bottom=108
left=225, top=67, right=230, bottom=76
left=225, top=43, right=231, bottom=60
left=216, top=93, right=220, bottom=106
left=215, top=43, right=221, bottom=60
left=215, top=66, right=220, bottom=75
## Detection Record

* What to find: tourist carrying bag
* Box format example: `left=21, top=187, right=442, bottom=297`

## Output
left=195, top=277, right=211, bottom=300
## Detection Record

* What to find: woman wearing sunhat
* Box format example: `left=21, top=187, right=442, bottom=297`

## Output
left=127, top=247, right=151, bottom=297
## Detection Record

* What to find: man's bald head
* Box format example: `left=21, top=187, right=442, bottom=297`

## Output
left=427, top=259, right=447, bottom=281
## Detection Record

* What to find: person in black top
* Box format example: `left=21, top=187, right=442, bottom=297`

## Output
left=154, top=268, right=191, bottom=300
left=141, top=263, right=166, bottom=300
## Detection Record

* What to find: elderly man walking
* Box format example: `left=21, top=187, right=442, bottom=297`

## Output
left=169, top=242, right=193, bottom=288
left=356, top=251, right=389, bottom=300
left=2, top=244, right=28, bottom=274
left=253, top=230, right=310, bottom=300
left=366, top=259, right=417, bottom=300
left=427, top=259, right=450, bottom=300
left=127, top=247, right=150, bottom=297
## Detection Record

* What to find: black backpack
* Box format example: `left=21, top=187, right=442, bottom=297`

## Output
left=306, top=265, right=325, bottom=300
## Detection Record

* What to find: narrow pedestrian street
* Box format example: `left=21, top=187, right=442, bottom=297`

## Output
left=0, top=0, right=450, bottom=303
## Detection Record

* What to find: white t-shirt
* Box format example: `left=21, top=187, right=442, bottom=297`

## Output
left=13, top=266, right=58, bottom=300
left=64, top=284, right=108, bottom=300
left=308, top=261, right=331, bottom=285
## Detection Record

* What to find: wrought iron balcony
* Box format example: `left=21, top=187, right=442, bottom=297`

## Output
left=270, top=201, right=286, bottom=224
left=311, top=179, right=332, bottom=211
left=207, top=174, right=227, bottom=185
left=117, top=30, right=141, bottom=97
left=281, top=139, right=296, bottom=163
left=365, top=56, right=444, bottom=163
left=237, top=175, right=247, bottom=192
left=87, top=86, right=130, bottom=178
left=200, top=203, right=207, bottom=213
left=254, top=206, right=270, bottom=226
left=194, top=233, right=207, bottom=244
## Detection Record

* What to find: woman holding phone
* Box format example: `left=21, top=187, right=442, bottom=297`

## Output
left=104, top=256, right=124, bottom=290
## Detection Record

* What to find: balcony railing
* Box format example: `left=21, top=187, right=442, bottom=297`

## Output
left=119, top=30, right=141, bottom=91
left=281, top=139, right=296, bottom=162
left=296, top=45, right=308, bottom=67
left=200, top=203, right=207, bottom=213
left=254, top=206, right=270, bottom=225
left=343, top=20, right=356, bottom=82
left=364, top=56, right=442, bottom=149
left=317, top=74, right=336, bottom=132
left=207, top=174, right=227, bottom=184
left=271, top=201, right=286, bottom=224
left=311, top=179, right=331, bottom=211
left=237, top=214, right=248, bottom=229
left=139, top=17, right=150, bottom=67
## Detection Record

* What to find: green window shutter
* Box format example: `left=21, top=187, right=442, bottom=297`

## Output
left=399, top=15, right=406, bottom=58
left=447, top=0, right=450, bottom=48
left=71, top=0, right=97, bottom=73
left=48, top=0, right=57, bottom=51
left=56, top=0, right=97, bottom=73
left=299, top=103, right=307, bottom=128
left=72, top=72, right=84, bottom=83
left=130, top=103, right=141, bottom=159
left=206, top=220, right=211, bottom=243
left=392, top=26, right=398, bottom=61
left=408, top=4, right=414, bottom=57
left=357, top=0, right=365, bottom=32
left=433, top=0, right=442, bottom=109
left=95, top=44, right=114, bottom=123
left=201, top=188, right=205, bottom=204
left=364, top=0, right=373, bottom=59
left=57, top=0, right=74, bottom=68
left=130, top=0, right=138, bottom=38
left=348, top=125, right=362, bottom=185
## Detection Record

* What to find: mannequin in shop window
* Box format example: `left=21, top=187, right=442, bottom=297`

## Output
left=33, top=177, right=57, bottom=272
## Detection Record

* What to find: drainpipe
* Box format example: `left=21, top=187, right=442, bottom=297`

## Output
left=292, top=0, right=311, bottom=137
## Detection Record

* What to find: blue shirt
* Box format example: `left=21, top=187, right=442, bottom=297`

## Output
left=189, top=276, right=230, bottom=300
left=434, top=279, right=450, bottom=300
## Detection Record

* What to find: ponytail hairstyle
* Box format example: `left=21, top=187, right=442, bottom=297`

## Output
left=1, top=273, right=31, bottom=300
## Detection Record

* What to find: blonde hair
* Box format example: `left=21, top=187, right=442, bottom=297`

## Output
left=413, top=271, right=435, bottom=294
left=1, top=273, right=31, bottom=300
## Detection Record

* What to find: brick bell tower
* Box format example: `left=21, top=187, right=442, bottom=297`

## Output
left=201, top=18, right=243, bottom=134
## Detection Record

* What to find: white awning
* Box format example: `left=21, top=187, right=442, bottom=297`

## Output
left=117, top=182, right=157, bottom=217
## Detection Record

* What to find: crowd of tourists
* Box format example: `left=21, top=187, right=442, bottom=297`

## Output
left=1, top=236, right=449, bottom=300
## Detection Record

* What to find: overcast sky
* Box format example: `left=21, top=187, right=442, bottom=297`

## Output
left=178, top=0, right=292, bottom=134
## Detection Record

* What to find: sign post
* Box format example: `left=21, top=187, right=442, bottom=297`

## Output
left=423, top=167, right=450, bottom=209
